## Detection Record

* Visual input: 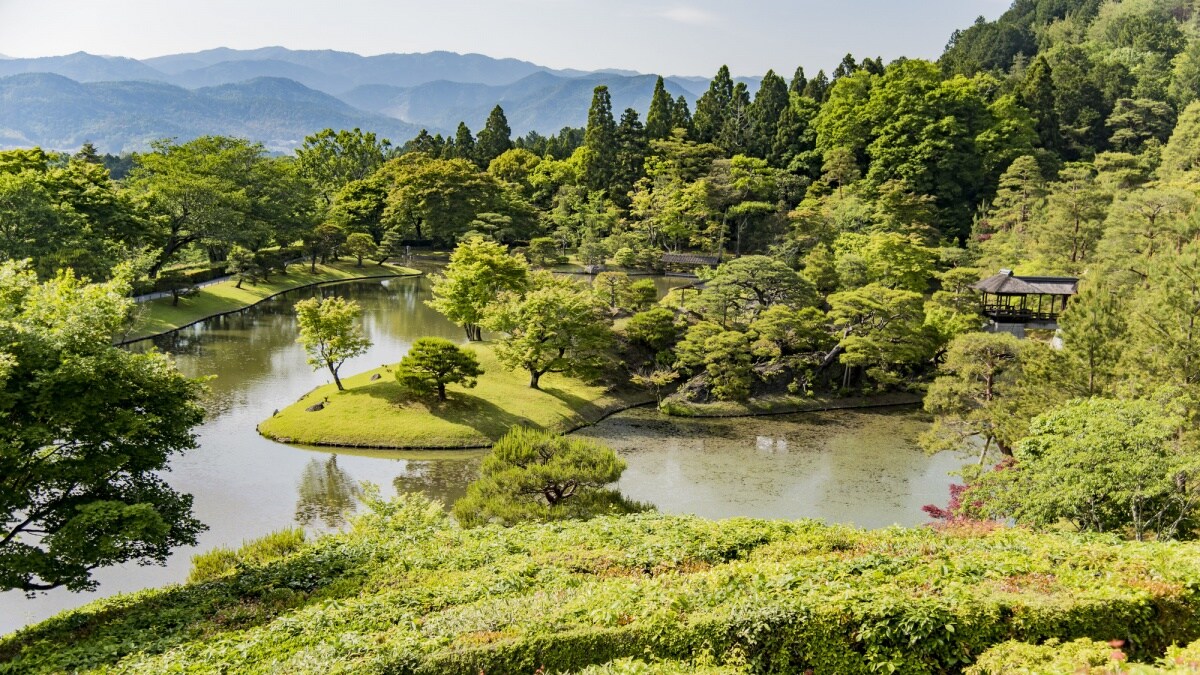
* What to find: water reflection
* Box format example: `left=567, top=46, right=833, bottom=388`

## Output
left=294, top=456, right=362, bottom=530
left=0, top=274, right=959, bottom=636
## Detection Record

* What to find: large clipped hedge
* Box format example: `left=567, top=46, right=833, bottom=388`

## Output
left=5, top=496, right=1200, bottom=673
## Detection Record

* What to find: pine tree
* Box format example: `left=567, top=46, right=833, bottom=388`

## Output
left=646, top=76, right=674, bottom=140
left=613, top=108, right=649, bottom=207
left=73, top=141, right=103, bottom=165
left=749, top=69, right=789, bottom=159
left=583, top=85, right=618, bottom=193
left=717, top=82, right=752, bottom=154
left=692, top=65, right=734, bottom=143
left=1021, top=56, right=1063, bottom=155
left=789, top=66, right=807, bottom=95
left=833, top=53, right=858, bottom=80
left=803, top=69, right=830, bottom=102
left=375, top=227, right=405, bottom=265
left=671, top=95, right=693, bottom=134
left=476, top=105, right=513, bottom=167
left=453, top=122, right=477, bottom=164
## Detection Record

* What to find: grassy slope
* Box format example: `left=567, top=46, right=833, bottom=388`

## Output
left=124, top=260, right=419, bottom=342
left=258, top=343, right=651, bottom=449
left=5, top=503, right=1200, bottom=673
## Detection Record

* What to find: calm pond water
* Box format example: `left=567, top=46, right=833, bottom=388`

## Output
left=0, top=274, right=962, bottom=635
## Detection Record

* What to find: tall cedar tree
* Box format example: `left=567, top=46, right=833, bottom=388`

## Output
left=718, top=82, right=753, bottom=155
left=613, top=108, right=649, bottom=207
left=803, top=69, right=830, bottom=102
left=789, top=66, right=807, bottom=95
left=692, top=65, right=734, bottom=143
left=1021, top=56, right=1063, bottom=155
left=646, top=76, right=674, bottom=140
left=671, top=95, right=693, bottom=134
left=749, top=69, right=789, bottom=159
left=476, top=105, right=512, bottom=168
left=452, top=122, right=476, bottom=163
left=583, top=86, right=618, bottom=193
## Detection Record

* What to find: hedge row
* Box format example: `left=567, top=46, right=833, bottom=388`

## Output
left=4, top=496, right=1200, bottom=673
left=128, top=246, right=305, bottom=296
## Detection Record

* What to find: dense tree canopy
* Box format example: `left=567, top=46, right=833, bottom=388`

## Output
left=0, top=262, right=206, bottom=592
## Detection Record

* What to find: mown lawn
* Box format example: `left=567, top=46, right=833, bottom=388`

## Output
left=124, top=259, right=419, bottom=342
left=258, top=343, right=650, bottom=448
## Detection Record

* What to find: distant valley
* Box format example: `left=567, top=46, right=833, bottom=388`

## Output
left=0, top=48, right=759, bottom=153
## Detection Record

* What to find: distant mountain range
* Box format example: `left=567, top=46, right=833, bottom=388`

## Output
left=0, top=48, right=763, bottom=154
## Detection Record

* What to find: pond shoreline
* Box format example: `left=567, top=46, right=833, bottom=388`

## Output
left=265, top=390, right=925, bottom=451
left=660, top=392, right=925, bottom=418
left=118, top=265, right=421, bottom=346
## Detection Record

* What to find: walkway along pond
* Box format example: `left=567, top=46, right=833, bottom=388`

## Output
left=0, top=275, right=962, bottom=635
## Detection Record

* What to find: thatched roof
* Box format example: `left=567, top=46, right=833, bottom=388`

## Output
left=972, top=269, right=1078, bottom=296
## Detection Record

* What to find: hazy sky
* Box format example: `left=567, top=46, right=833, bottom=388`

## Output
left=0, top=0, right=1011, bottom=76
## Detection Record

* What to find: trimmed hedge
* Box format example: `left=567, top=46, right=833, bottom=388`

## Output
left=5, top=497, right=1200, bottom=673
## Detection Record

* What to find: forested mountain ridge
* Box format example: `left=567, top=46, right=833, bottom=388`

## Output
left=0, top=47, right=750, bottom=151
left=0, top=73, right=423, bottom=153
left=8, top=0, right=1200, bottom=671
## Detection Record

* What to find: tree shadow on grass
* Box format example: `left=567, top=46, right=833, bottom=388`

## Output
left=340, top=382, right=539, bottom=442
left=423, top=392, right=541, bottom=440
left=539, top=386, right=615, bottom=423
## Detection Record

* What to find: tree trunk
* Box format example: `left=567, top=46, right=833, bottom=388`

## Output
left=529, top=370, right=541, bottom=389
left=235, top=278, right=243, bottom=289
left=437, top=382, right=446, bottom=400
left=329, top=364, right=344, bottom=391
left=356, top=255, right=364, bottom=267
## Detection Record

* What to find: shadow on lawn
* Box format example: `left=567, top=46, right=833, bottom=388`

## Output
left=341, top=381, right=540, bottom=441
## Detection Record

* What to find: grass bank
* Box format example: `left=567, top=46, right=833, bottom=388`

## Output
left=258, top=343, right=652, bottom=449
left=121, top=259, right=420, bottom=343
left=659, top=391, right=924, bottom=418
left=5, top=500, right=1200, bottom=673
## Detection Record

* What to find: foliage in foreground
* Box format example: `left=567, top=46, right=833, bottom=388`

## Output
left=8, top=495, right=1200, bottom=673
left=0, top=261, right=207, bottom=593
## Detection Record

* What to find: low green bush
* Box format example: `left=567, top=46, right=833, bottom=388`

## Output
left=7, top=496, right=1200, bottom=673
left=188, top=528, right=306, bottom=583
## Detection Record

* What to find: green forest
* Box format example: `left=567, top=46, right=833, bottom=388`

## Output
left=6, top=0, right=1200, bottom=671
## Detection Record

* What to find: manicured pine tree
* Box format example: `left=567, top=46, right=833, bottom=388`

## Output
left=692, top=65, right=734, bottom=143
left=375, top=227, right=405, bottom=265
left=583, top=85, right=618, bottom=193
left=646, top=76, right=674, bottom=140
left=476, top=105, right=512, bottom=167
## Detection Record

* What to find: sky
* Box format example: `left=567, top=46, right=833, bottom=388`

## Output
left=0, top=0, right=1012, bottom=77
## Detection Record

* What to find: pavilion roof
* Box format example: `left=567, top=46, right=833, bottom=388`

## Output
left=662, top=253, right=721, bottom=266
left=972, top=270, right=1078, bottom=296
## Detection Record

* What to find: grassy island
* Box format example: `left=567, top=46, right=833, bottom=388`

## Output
left=123, top=260, right=420, bottom=343
left=258, top=343, right=651, bottom=449
left=6, top=499, right=1200, bottom=673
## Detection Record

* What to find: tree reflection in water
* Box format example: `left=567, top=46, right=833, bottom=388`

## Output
left=294, top=455, right=362, bottom=529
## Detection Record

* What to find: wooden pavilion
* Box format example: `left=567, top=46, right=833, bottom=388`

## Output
left=972, top=269, right=1078, bottom=336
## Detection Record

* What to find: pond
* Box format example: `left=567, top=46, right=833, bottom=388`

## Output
left=0, top=274, right=963, bottom=635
